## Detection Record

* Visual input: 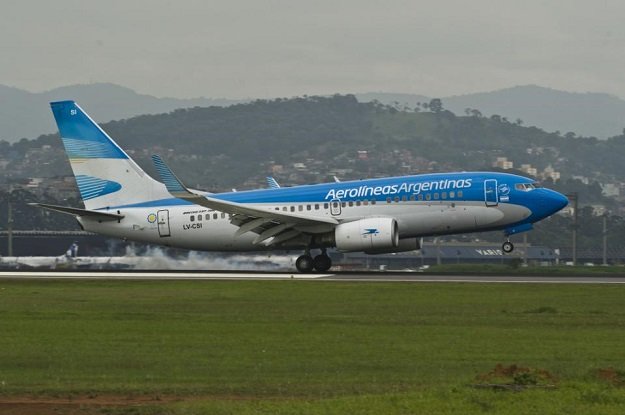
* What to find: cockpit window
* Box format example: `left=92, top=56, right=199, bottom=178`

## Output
left=515, top=183, right=537, bottom=191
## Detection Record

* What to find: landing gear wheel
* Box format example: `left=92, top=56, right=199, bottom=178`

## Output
left=313, top=254, right=332, bottom=272
left=502, top=241, right=514, bottom=254
left=295, top=254, right=314, bottom=273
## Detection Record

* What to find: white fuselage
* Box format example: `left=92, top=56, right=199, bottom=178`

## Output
left=81, top=200, right=530, bottom=252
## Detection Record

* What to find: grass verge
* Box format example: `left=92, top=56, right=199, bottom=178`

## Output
left=1, top=279, right=624, bottom=413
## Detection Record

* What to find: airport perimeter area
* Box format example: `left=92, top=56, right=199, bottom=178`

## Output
left=1, top=277, right=625, bottom=414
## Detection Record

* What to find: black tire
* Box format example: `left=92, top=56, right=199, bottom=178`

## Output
left=295, top=255, right=314, bottom=273
left=313, top=254, right=332, bottom=272
left=502, top=241, right=514, bottom=253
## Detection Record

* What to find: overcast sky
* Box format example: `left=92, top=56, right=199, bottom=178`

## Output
left=2, top=0, right=624, bottom=99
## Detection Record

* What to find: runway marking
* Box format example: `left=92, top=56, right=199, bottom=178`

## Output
left=1, top=271, right=625, bottom=284
left=0, top=271, right=329, bottom=280
left=322, top=277, right=625, bottom=284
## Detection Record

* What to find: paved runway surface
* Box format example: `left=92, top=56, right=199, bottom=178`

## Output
left=2, top=271, right=625, bottom=284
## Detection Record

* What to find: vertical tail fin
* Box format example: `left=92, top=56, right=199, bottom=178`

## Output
left=50, top=101, right=168, bottom=209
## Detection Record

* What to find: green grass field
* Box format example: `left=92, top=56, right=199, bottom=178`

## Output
left=1, top=279, right=625, bottom=414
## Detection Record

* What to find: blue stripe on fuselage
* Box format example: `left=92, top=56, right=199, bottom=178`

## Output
left=104, top=172, right=535, bottom=210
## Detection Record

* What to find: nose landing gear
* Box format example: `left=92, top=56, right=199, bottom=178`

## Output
left=295, top=249, right=332, bottom=273
left=502, top=240, right=514, bottom=253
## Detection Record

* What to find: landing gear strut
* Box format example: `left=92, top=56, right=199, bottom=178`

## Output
left=502, top=240, right=514, bottom=254
left=295, top=250, right=332, bottom=273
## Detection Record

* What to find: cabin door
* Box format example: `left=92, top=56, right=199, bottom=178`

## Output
left=484, top=179, right=498, bottom=207
left=157, top=209, right=171, bottom=237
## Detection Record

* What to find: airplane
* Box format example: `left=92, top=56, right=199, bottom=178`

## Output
left=33, top=100, right=569, bottom=273
left=0, top=242, right=79, bottom=269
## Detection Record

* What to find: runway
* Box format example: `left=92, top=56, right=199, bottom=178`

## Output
left=1, top=270, right=625, bottom=284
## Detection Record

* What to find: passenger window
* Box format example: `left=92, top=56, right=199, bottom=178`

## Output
left=409, top=195, right=415, bottom=201
left=401, top=195, right=407, bottom=202
left=221, top=213, right=226, bottom=218
left=418, top=194, right=423, bottom=201
left=394, top=196, right=400, bottom=203
left=434, top=193, right=439, bottom=200
left=426, top=194, right=431, bottom=201
left=442, top=192, right=447, bottom=199
left=190, top=215, right=195, bottom=222
left=205, top=214, right=210, bottom=220
left=348, top=201, right=353, bottom=207
left=315, top=204, right=319, bottom=210
left=458, top=191, right=463, bottom=198
left=341, top=202, right=346, bottom=208
left=356, top=201, right=361, bottom=206
left=386, top=197, right=391, bottom=204
left=283, top=207, right=287, bottom=211
left=306, top=205, right=311, bottom=211
left=291, top=206, right=295, bottom=212
left=332, top=202, right=338, bottom=208
left=363, top=200, right=369, bottom=206
left=197, top=214, right=202, bottom=221
left=371, top=199, right=376, bottom=205
left=449, top=191, right=455, bottom=198
left=324, top=203, right=329, bottom=209
left=213, top=213, right=218, bottom=219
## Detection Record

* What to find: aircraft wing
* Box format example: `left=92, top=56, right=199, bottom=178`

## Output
left=152, top=155, right=338, bottom=245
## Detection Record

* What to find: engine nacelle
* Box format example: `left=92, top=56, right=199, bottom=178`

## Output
left=365, top=237, right=421, bottom=255
left=334, top=217, right=399, bottom=252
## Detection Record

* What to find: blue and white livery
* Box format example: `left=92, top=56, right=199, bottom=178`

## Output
left=35, top=101, right=568, bottom=272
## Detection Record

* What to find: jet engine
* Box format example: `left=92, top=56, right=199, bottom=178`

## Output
left=334, top=217, right=399, bottom=252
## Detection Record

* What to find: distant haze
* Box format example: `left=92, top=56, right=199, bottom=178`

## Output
left=0, top=83, right=241, bottom=141
left=2, top=1, right=625, bottom=100
left=357, top=86, right=625, bottom=139
left=1, top=83, right=624, bottom=142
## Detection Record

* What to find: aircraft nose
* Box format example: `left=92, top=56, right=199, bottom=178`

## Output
left=547, top=190, right=568, bottom=214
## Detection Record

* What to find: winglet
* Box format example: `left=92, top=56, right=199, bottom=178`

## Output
left=151, top=155, right=189, bottom=194
left=266, top=176, right=281, bottom=189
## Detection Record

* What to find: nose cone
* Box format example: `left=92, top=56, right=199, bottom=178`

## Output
left=551, top=190, right=569, bottom=213
left=545, top=189, right=569, bottom=215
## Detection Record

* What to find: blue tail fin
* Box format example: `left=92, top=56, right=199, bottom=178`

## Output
left=50, top=101, right=169, bottom=209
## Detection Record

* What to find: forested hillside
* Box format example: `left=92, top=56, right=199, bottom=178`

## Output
left=2, top=94, right=625, bottom=250
left=7, top=94, right=625, bottom=187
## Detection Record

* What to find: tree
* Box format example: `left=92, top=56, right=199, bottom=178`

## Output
left=428, top=98, right=443, bottom=113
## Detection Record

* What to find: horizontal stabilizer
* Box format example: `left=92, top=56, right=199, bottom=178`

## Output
left=30, top=203, right=124, bottom=221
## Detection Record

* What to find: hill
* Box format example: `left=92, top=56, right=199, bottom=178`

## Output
left=3, top=94, right=625, bottom=249
left=6, top=94, right=625, bottom=197
left=0, top=83, right=242, bottom=142
left=357, top=85, right=625, bottom=139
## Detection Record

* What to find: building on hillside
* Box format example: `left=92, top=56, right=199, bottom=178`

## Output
left=519, top=164, right=538, bottom=177
left=493, top=157, right=513, bottom=170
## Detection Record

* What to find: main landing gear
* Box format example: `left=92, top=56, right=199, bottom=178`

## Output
left=502, top=240, right=514, bottom=254
left=295, top=249, right=332, bottom=273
